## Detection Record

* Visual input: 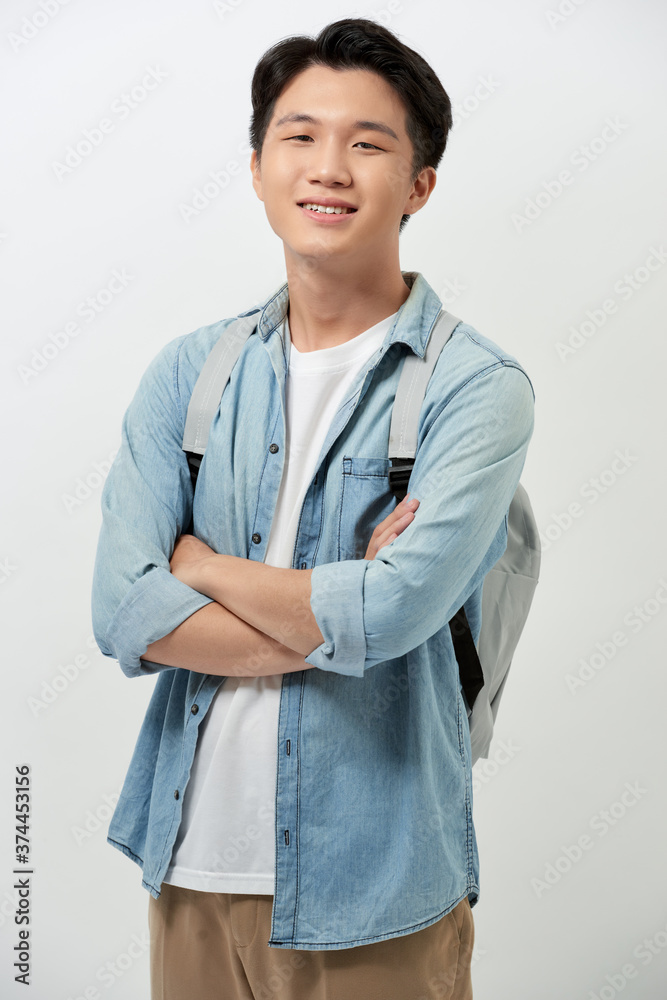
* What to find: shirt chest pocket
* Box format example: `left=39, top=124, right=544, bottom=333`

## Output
left=337, top=456, right=396, bottom=562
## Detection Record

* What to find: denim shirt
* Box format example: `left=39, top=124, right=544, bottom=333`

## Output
left=91, top=270, right=535, bottom=951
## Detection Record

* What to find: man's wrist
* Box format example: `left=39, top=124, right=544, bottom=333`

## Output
left=195, top=552, right=323, bottom=656
left=199, top=553, right=231, bottom=605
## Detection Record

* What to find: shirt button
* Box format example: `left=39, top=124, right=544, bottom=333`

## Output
left=174, top=790, right=180, bottom=800
left=252, top=533, right=261, bottom=544
left=323, top=644, right=333, bottom=655
left=269, top=443, right=279, bottom=453
left=191, top=704, right=199, bottom=715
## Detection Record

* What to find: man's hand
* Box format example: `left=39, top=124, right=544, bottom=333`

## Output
left=158, top=494, right=420, bottom=666
left=170, top=492, right=419, bottom=593
left=169, top=534, right=218, bottom=592
left=364, top=495, right=419, bottom=560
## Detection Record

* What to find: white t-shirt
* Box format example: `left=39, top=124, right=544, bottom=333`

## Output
left=163, top=308, right=397, bottom=893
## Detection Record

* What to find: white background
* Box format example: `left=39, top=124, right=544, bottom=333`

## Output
left=2, top=0, right=666, bottom=997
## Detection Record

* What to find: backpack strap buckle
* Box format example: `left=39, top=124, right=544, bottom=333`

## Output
left=185, top=452, right=202, bottom=492
left=388, top=459, right=414, bottom=502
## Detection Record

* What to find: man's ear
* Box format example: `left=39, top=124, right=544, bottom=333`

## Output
left=402, top=166, right=437, bottom=218
left=250, top=149, right=264, bottom=202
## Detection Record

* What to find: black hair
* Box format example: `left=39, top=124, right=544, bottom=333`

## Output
left=249, top=18, right=452, bottom=233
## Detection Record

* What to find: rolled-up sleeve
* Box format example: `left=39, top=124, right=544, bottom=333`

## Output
left=305, top=362, right=535, bottom=677
left=91, top=336, right=214, bottom=678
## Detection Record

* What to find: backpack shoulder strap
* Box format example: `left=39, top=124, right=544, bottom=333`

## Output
left=182, top=312, right=259, bottom=488
left=183, top=312, right=259, bottom=456
left=387, top=308, right=461, bottom=498
left=386, top=308, right=486, bottom=715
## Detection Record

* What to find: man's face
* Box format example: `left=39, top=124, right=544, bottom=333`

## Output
left=250, top=64, right=435, bottom=266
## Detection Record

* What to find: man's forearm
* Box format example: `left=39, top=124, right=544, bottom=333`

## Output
left=198, top=555, right=325, bottom=656
left=141, top=600, right=315, bottom=677
left=153, top=496, right=415, bottom=674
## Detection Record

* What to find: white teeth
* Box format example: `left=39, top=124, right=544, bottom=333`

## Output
left=301, top=203, right=354, bottom=214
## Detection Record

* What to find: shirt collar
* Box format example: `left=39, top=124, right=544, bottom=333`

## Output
left=240, top=271, right=444, bottom=360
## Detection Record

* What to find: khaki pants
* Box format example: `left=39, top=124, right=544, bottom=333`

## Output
left=149, top=882, right=474, bottom=999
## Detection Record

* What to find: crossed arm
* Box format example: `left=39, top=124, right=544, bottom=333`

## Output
left=141, top=495, right=420, bottom=677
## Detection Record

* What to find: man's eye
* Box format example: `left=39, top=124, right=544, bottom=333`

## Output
left=289, top=136, right=381, bottom=150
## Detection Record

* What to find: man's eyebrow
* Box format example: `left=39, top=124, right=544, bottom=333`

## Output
left=272, top=112, right=399, bottom=142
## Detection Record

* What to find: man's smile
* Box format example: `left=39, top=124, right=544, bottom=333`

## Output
left=297, top=201, right=358, bottom=222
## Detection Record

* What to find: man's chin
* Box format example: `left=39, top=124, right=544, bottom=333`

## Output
left=282, top=238, right=364, bottom=270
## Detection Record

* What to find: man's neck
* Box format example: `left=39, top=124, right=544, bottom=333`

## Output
left=285, top=259, right=411, bottom=353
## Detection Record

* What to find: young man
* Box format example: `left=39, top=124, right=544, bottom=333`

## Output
left=92, top=17, right=535, bottom=1000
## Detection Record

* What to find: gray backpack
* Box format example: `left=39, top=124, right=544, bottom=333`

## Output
left=182, top=309, right=540, bottom=764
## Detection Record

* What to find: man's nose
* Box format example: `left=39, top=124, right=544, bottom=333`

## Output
left=305, top=140, right=352, bottom=185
